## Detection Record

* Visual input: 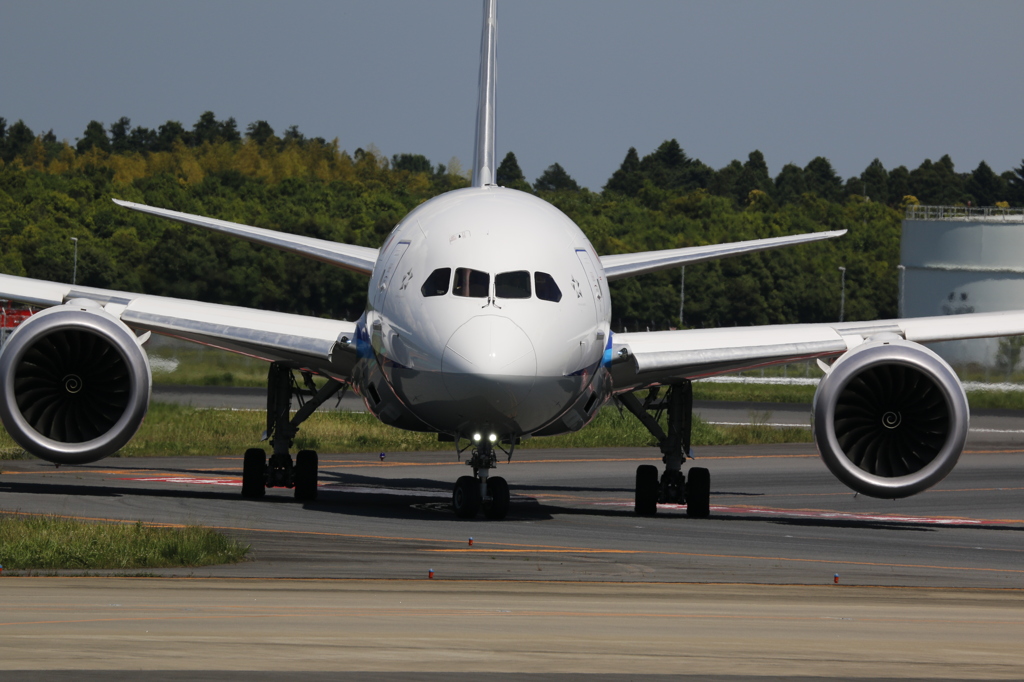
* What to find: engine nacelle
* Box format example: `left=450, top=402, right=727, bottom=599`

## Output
left=812, top=336, right=968, bottom=499
left=0, top=300, right=152, bottom=465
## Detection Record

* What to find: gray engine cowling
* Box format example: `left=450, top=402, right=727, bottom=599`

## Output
left=812, top=336, right=968, bottom=499
left=0, top=300, right=151, bottom=465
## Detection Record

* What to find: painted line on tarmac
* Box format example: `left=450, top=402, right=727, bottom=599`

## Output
left=595, top=501, right=1024, bottom=526
left=118, top=476, right=454, bottom=498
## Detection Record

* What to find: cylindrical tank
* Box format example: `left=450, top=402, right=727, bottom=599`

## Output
left=901, top=207, right=1024, bottom=369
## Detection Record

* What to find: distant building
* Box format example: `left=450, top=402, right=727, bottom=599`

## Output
left=901, top=205, right=1024, bottom=367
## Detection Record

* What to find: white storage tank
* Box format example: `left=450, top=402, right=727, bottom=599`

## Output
left=901, top=205, right=1024, bottom=368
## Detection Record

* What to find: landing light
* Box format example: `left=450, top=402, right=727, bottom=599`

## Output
left=473, top=433, right=481, bottom=442
left=488, top=433, right=497, bottom=442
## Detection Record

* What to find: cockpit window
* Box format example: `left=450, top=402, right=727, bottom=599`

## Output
left=420, top=268, right=451, bottom=297
left=495, top=271, right=531, bottom=299
left=453, top=268, right=490, bottom=298
left=535, top=272, right=562, bottom=302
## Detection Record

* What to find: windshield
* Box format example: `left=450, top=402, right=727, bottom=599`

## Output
left=495, top=271, right=531, bottom=299
left=453, top=268, right=490, bottom=298
left=420, top=268, right=451, bottom=297
left=535, top=272, right=562, bottom=302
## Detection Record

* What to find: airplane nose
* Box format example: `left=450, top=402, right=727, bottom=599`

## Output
left=442, top=315, right=536, bottom=410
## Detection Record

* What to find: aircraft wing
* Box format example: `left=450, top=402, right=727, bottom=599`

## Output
left=112, top=199, right=379, bottom=275
left=0, top=273, right=358, bottom=380
left=609, top=311, right=1024, bottom=392
left=599, top=230, right=847, bottom=281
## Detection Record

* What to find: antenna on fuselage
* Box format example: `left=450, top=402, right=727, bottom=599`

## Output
left=472, top=0, right=497, bottom=188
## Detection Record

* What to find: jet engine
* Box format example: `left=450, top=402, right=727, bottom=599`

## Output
left=0, top=300, right=151, bottom=465
left=812, top=336, right=968, bottom=499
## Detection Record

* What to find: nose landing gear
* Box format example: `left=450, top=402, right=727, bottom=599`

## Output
left=451, top=440, right=510, bottom=520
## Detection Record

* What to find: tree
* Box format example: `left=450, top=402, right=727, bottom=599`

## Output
left=604, top=147, right=643, bottom=196
left=496, top=151, right=531, bottom=191
left=392, top=153, right=432, bottom=174
left=965, top=161, right=1005, bottom=207
left=803, top=157, right=843, bottom=201
left=128, top=126, right=157, bottom=151
left=219, top=117, right=241, bottom=143
left=109, top=117, right=133, bottom=153
left=283, top=125, right=305, bottom=143
left=909, top=155, right=966, bottom=205
left=245, top=120, right=275, bottom=145
left=888, top=166, right=911, bottom=205
left=76, top=120, right=111, bottom=154
left=191, top=111, right=238, bottom=145
left=1, top=119, right=35, bottom=162
left=534, top=162, right=580, bottom=192
left=154, top=120, right=187, bottom=152
left=774, top=163, right=806, bottom=205
left=734, top=150, right=774, bottom=201
left=639, top=139, right=711, bottom=192
left=709, top=160, right=743, bottom=203
left=1005, top=160, right=1024, bottom=205
left=860, top=158, right=889, bottom=204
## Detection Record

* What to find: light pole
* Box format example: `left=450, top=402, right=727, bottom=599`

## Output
left=70, top=237, right=78, bottom=285
left=678, top=266, right=684, bottom=327
left=838, top=266, right=846, bottom=322
left=897, top=264, right=906, bottom=318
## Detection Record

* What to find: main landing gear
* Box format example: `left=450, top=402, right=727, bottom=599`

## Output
left=452, top=439, right=510, bottom=520
left=620, top=380, right=710, bottom=518
left=241, top=362, right=344, bottom=502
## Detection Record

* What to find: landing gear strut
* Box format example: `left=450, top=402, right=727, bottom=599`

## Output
left=240, top=363, right=343, bottom=501
left=620, top=380, right=710, bottom=518
left=452, top=440, right=510, bottom=520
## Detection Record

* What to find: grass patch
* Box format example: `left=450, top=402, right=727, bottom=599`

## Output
left=962, top=390, right=1024, bottom=411
left=0, top=402, right=811, bottom=459
left=119, top=402, right=812, bottom=456
left=0, top=515, right=249, bottom=570
left=694, top=379, right=1024, bottom=411
left=693, top=382, right=817, bottom=404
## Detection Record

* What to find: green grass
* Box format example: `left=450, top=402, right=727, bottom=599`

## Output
left=0, top=401, right=812, bottom=461
left=961, top=390, right=1024, bottom=410
left=693, top=382, right=817, bottom=404
left=0, top=515, right=249, bottom=570
left=149, top=346, right=268, bottom=387
left=694, top=379, right=1024, bottom=411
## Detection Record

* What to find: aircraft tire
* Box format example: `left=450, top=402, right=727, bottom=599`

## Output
left=686, top=467, right=711, bottom=518
left=483, top=476, right=510, bottom=520
left=635, top=464, right=659, bottom=516
left=453, top=475, right=482, bottom=519
left=294, top=449, right=318, bottom=501
left=242, top=448, right=266, bottom=498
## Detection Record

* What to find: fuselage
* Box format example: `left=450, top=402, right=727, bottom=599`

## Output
left=352, top=186, right=613, bottom=443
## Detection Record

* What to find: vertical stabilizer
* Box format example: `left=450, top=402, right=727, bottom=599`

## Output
left=472, top=0, right=497, bottom=187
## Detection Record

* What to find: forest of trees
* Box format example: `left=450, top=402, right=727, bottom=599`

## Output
left=2, top=112, right=1023, bottom=331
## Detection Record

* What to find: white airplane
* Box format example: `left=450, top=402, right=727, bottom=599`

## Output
left=0, top=0, right=1019, bottom=519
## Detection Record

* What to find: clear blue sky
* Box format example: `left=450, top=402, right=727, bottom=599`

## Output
left=3, top=0, right=1022, bottom=191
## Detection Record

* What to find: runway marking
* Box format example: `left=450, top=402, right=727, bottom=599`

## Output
left=424, top=549, right=640, bottom=554
left=116, top=476, right=463, bottom=498
left=4, top=608, right=1023, bottom=628
left=123, top=476, right=241, bottom=486
left=595, top=501, right=1024, bottom=526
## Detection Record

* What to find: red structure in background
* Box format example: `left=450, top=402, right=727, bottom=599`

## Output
left=1, top=301, right=34, bottom=342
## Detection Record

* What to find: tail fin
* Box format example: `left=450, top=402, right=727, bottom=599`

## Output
left=471, top=0, right=497, bottom=187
